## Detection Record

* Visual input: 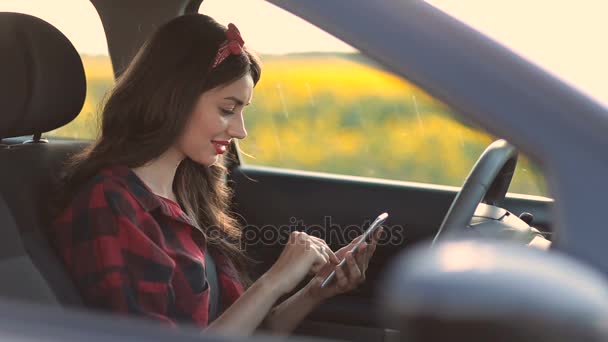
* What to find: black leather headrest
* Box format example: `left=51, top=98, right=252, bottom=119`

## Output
left=0, top=12, right=86, bottom=139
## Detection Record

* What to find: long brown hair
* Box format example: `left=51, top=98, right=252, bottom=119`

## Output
left=57, top=14, right=261, bottom=285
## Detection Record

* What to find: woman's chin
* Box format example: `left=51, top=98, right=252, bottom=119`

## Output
left=183, top=152, right=217, bottom=167
left=202, top=153, right=221, bottom=167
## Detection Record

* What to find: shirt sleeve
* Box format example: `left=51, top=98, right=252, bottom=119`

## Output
left=57, top=181, right=177, bottom=325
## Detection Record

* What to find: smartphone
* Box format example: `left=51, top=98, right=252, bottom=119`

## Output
left=320, top=212, right=388, bottom=288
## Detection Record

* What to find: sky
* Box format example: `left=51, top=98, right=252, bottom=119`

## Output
left=2, top=0, right=607, bottom=106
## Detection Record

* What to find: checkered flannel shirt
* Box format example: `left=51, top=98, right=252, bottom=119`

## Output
left=49, top=165, right=244, bottom=327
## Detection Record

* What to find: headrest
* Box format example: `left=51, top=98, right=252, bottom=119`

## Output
left=0, top=12, right=86, bottom=139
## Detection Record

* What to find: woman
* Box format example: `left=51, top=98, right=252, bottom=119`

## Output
left=49, top=13, right=381, bottom=336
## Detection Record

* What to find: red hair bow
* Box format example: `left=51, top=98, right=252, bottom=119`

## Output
left=211, top=23, right=245, bottom=69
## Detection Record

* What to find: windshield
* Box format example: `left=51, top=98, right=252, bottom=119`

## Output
left=426, top=0, right=608, bottom=108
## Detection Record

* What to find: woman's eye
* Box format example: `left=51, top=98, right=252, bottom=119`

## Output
left=220, top=108, right=234, bottom=116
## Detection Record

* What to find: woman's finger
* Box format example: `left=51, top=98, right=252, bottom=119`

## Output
left=348, top=235, right=364, bottom=249
left=316, top=244, right=339, bottom=265
left=373, top=227, right=384, bottom=243
left=335, top=264, right=349, bottom=291
left=367, top=236, right=378, bottom=263
left=346, top=252, right=363, bottom=284
left=309, top=237, right=340, bottom=264
left=310, top=248, right=330, bottom=276
left=354, top=242, right=368, bottom=273
left=369, top=240, right=377, bottom=254
left=325, top=246, right=340, bottom=264
left=308, top=235, right=328, bottom=246
left=367, top=227, right=382, bottom=262
left=310, top=252, right=329, bottom=273
left=365, top=245, right=374, bottom=268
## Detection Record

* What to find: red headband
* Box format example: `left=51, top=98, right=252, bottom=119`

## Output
left=210, top=23, right=245, bottom=69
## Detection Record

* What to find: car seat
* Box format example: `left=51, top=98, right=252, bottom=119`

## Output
left=0, top=12, right=88, bottom=306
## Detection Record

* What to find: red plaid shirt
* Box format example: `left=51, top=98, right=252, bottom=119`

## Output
left=49, top=165, right=244, bottom=327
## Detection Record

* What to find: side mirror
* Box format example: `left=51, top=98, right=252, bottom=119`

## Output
left=378, top=240, right=608, bottom=341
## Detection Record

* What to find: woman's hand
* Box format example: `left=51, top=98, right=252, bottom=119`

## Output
left=305, top=227, right=383, bottom=301
left=261, top=231, right=340, bottom=296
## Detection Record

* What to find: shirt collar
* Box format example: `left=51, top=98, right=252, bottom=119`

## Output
left=100, top=165, right=164, bottom=210
left=102, top=165, right=199, bottom=227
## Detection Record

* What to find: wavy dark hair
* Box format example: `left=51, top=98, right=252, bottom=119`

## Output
left=56, top=14, right=261, bottom=286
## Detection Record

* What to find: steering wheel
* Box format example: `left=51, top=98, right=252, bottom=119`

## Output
left=432, top=139, right=518, bottom=245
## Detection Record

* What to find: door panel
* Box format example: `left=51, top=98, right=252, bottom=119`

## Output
left=228, top=164, right=554, bottom=334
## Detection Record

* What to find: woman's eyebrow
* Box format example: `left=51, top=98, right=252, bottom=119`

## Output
left=224, top=96, right=250, bottom=106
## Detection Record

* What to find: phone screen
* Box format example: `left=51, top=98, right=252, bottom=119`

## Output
left=320, top=212, right=388, bottom=288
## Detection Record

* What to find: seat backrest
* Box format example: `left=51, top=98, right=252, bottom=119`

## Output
left=0, top=195, right=59, bottom=304
left=0, top=12, right=88, bottom=306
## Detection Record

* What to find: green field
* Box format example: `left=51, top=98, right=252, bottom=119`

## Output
left=48, top=53, right=547, bottom=196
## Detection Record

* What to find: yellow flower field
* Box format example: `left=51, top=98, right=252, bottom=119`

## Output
left=48, top=53, right=547, bottom=196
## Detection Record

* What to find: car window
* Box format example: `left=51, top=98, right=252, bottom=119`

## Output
left=2, top=0, right=114, bottom=140
left=199, top=0, right=548, bottom=196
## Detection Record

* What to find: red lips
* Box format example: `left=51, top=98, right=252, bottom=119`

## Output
left=211, top=140, right=230, bottom=155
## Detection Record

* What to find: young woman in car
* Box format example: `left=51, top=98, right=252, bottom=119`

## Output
left=49, top=14, right=381, bottom=336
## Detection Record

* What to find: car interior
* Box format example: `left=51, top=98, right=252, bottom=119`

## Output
left=0, top=1, right=559, bottom=341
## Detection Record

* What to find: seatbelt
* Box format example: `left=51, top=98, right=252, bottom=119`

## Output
left=205, top=250, right=220, bottom=323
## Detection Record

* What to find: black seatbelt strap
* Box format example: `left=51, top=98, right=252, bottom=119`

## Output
left=205, top=250, right=220, bottom=322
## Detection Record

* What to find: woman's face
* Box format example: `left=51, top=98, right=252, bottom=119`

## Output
left=176, top=74, right=254, bottom=166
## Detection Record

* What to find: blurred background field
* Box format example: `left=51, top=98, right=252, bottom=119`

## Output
left=49, top=53, right=546, bottom=196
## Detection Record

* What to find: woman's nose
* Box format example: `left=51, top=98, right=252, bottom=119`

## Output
left=228, top=114, right=247, bottom=140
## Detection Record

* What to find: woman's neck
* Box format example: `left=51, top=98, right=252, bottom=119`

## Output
left=131, top=147, right=184, bottom=202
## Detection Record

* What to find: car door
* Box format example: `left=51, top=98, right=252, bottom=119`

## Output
left=198, top=1, right=554, bottom=341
